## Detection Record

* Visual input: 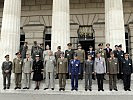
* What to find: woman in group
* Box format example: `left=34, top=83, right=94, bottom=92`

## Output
left=32, top=55, right=44, bottom=90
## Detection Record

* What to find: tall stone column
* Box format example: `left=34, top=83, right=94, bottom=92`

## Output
left=105, top=0, right=126, bottom=51
left=51, top=0, right=70, bottom=52
left=0, top=0, right=21, bottom=61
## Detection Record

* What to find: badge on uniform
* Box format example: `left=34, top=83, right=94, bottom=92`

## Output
left=50, top=60, right=53, bottom=62
left=129, top=63, right=131, bottom=65
left=101, top=62, right=103, bottom=64
left=76, top=64, right=78, bottom=66
left=115, top=63, right=117, bottom=65
left=60, top=62, right=63, bottom=65
left=102, top=53, right=104, bottom=55
left=67, top=54, right=69, bottom=56
left=121, top=55, right=123, bottom=57
left=19, top=62, right=22, bottom=64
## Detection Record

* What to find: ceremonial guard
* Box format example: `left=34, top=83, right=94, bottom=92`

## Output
left=75, top=44, right=85, bottom=80
left=56, top=53, right=68, bottom=91
left=107, top=52, right=119, bottom=91
left=104, top=43, right=112, bottom=58
left=117, top=45, right=124, bottom=79
left=122, top=53, right=132, bottom=91
left=44, top=51, right=56, bottom=90
left=65, top=43, right=74, bottom=78
left=94, top=52, right=106, bottom=91
left=20, top=42, right=28, bottom=60
left=13, top=52, right=23, bottom=90
left=84, top=54, right=94, bottom=91
left=22, top=53, right=33, bottom=89
left=32, top=55, right=44, bottom=90
left=69, top=54, right=81, bottom=91
left=2, top=55, right=12, bottom=89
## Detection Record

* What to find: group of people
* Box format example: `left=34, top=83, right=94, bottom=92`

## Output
left=2, top=41, right=133, bottom=92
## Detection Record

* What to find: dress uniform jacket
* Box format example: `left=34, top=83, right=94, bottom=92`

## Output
left=13, top=58, right=23, bottom=73
left=57, top=58, right=68, bottom=74
left=96, top=49, right=107, bottom=59
left=54, top=51, right=64, bottom=61
left=122, top=58, right=132, bottom=75
left=84, top=60, right=94, bottom=74
left=20, top=45, right=28, bottom=59
left=2, top=61, right=12, bottom=74
left=69, top=60, right=81, bottom=75
left=23, top=58, right=33, bottom=73
left=104, top=48, right=112, bottom=58
left=32, top=60, right=43, bottom=81
left=94, top=57, right=106, bottom=74
left=65, top=49, right=74, bottom=61
left=74, top=50, right=85, bottom=63
left=107, top=58, right=119, bottom=74
left=87, top=50, right=95, bottom=59
left=117, top=50, right=124, bottom=61
left=44, top=56, right=56, bottom=72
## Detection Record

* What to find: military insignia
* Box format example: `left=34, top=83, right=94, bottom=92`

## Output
left=76, top=64, right=78, bottom=66
left=19, top=62, right=22, bottom=64
left=129, top=63, right=131, bottom=65
left=115, top=63, right=117, bottom=64
left=60, top=62, right=63, bottom=65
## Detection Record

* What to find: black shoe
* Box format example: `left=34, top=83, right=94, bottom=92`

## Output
left=59, top=88, right=62, bottom=91
left=14, top=87, right=18, bottom=90
left=114, top=89, right=118, bottom=91
left=34, top=87, right=37, bottom=90
left=71, top=89, right=74, bottom=91
left=27, top=87, right=29, bottom=89
left=124, top=88, right=127, bottom=91
left=62, top=88, right=65, bottom=91
left=75, top=89, right=78, bottom=91
left=3, top=87, right=6, bottom=90
left=98, top=89, right=100, bottom=91
left=85, top=89, right=87, bottom=91
left=110, top=89, right=112, bottom=91
left=37, top=87, right=39, bottom=90
left=89, top=89, right=92, bottom=91
left=51, top=88, right=54, bottom=90
left=44, top=88, right=48, bottom=90
left=23, top=87, right=27, bottom=89
left=101, top=89, right=104, bottom=91
left=18, top=87, right=21, bottom=89
left=7, top=87, right=10, bottom=89
left=128, top=89, right=131, bottom=91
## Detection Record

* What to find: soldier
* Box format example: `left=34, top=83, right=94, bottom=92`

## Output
left=122, top=53, right=132, bottom=91
left=31, top=41, right=39, bottom=59
left=104, top=43, right=112, bottom=58
left=39, top=43, right=44, bottom=61
left=32, top=55, right=44, bottom=90
left=84, top=54, right=94, bottom=91
left=22, top=53, right=33, bottom=89
left=75, top=44, right=85, bottom=80
left=54, top=46, right=64, bottom=61
left=65, top=43, right=74, bottom=78
left=113, top=45, right=119, bottom=58
left=107, top=52, right=119, bottom=91
left=87, top=46, right=95, bottom=60
left=117, top=44, right=124, bottom=80
left=69, top=53, right=81, bottom=91
left=2, top=55, right=12, bottom=90
left=13, top=52, right=23, bottom=90
left=96, top=43, right=106, bottom=59
left=44, top=51, right=56, bottom=90
left=20, top=42, right=28, bottom=60
left=94, top=52, right=106, bottom=91
left=56, top=53, right=68, bottom=91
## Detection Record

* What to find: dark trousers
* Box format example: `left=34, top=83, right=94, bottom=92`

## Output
left=109, top=74, right=117, bottom=90
left=96, top=74, right=104, bottom=90
left=58, top=73, right=66, bottom=89
left=85, top=74, right=92, bottom=89
left=3, top=73, right=11, bottom=88
left=15, top=73, right=22, bottom=88
left=123, top=74, right=131, bottom=90
left=71, top=74, right=78, bottom=89
left=79, top=63, right=84, bottom=80
left=117, top=61, right=122, bottom=79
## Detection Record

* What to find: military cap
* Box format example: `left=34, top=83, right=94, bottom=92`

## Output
left=15, top=52, right=21, bottom=55
left=106, top=43, right=110, bottom=46
left=124, top=52, right=129, bottom=55
left=89, top=46, right=93, bottom=48
left=115, top=45, right=118, bottom=47
left=118, top=44, right=122, bottom=48
left=57, top=46, right=61, bottom=49
left=98, top=43, right=103, bottom=46
left=5, top=55, right=9, bottom=58
left=67, top=43, right=72, bottom=46
left=35, top=55, right=40, bottom=57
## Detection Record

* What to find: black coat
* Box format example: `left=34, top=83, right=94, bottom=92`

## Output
left=122, top=58, right=132, bottom=75
left=104, top=48, right=112, bottom=58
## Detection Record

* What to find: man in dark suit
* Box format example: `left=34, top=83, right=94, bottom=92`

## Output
left=104, top=43, right=112, bottom=58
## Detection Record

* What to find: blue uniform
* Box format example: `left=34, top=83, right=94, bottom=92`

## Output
left=69, top=59, right=81, bottom=90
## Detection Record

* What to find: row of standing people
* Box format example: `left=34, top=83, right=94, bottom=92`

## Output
left=2, top=41, right=132, bottom=91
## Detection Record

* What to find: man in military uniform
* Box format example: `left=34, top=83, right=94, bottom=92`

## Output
left=87, top=46, right=95, bottom=60
left=13, top=52, right=23, bottom=90
left=56, top=53, right=68, bottom=91
left=69, top=53, right=81, bottom=91
left=20, top=42, right=28, bottom=60
left=54, top=46, right=64, bottom=61
left=65, top=43, right=74, bottom=78
left=113, top=45, right=119, bottom=58
left=94, top=52, right=106, bottom=91
left=75, top=44, right=85, bottom=80
left=117, top=44, right=124, bottom=80
left=122, top=53, right=132, bottom=91
left=107, top=52, right=119, bottom=91
left=2, top=55, right=12, bottom=89
left=39, top=43, right=44, bottom=61
left=104, top=43, right=112, bottom=58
